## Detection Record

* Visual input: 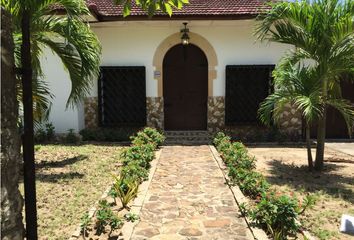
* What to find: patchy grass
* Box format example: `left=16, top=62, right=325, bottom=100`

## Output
left=249, top=147, right=354, bottom=240
left=20, top=143, right=123, bottom=240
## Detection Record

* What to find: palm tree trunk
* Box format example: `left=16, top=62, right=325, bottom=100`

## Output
left=315, top=107, right=326, bottom=171
left=305, top=123, right=313, bottom=171
left=1, top=8, right=25, bottom=239
left=21, top=8, right=39, bottom=239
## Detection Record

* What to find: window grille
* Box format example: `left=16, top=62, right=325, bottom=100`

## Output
left=225, top=65, right=274, bottom=125
left=98, top=66, right=146, bottom=127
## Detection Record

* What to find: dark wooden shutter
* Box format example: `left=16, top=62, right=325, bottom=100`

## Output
left=225, top=65, right=274, bottom=125
left=98, top=66, right=146, bottom=127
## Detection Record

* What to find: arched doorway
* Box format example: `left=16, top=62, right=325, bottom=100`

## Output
left=163, top=44, right=208, bottom=130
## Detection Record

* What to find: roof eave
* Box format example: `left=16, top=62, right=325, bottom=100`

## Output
left=96, top=14, right=259, bottom=22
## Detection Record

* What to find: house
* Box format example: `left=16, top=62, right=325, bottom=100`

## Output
left=43, top=0, right=353, bottom=139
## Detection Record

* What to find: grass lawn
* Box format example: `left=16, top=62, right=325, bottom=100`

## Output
left=20, top=143, right=123, bottom=240
left=249, top=146, right=354, bottom=240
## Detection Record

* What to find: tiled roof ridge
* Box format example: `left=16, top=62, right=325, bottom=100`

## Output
left=85, top=0, right=270, bottom=19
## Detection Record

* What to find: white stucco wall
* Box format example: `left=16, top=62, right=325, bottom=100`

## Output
left=42, top=20, right=290, bottom=133
left=41, top=49, right=81, bottom=133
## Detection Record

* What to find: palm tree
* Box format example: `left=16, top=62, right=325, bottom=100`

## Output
left=1, top=7, right=25, bottom=239
left=3, top=0, right=102, bottom=119
left=255, top=0, right=354, bottom=170
left=1, top=0, right=188, bottom=237
left=258, top=61, right=323, bottom=170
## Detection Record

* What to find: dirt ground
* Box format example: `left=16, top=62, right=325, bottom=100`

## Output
left=248, top=145, right=354, bottom=240
left=20, top=144, right=123, bottom=240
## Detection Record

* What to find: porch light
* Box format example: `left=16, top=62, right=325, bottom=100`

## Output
left=181, top=22, right=190, bottom=45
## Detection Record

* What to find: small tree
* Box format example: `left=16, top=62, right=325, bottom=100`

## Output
left=255, top=0, right=354, bottom=170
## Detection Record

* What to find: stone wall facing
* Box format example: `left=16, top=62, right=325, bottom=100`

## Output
left=146, top=97, right=164, bottom=130
left=84, top=97, right=98, bottom=129
left=207, top=96, right=225, bottom=133
left=278, top=103, right=302, bottom=137
left=83, top=96, right=302, bottom=141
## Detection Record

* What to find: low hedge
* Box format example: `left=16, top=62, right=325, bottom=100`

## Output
left=110, top=128, right=165, bottom=205
left=213, top=132, right=315, bottom=240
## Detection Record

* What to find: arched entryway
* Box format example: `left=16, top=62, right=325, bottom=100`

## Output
left=163, top=44, right=208, bottom=130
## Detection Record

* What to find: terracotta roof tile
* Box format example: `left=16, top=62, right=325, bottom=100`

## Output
left=86, top=0, right=269, bottom=18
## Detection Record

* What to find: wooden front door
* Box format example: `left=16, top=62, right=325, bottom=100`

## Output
left=311, top=80, right=354, bottom=138
left=163, top=44, right=208, bottom=130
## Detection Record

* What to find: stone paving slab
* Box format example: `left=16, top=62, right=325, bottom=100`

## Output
left=130, top=145, right=254, bottom=240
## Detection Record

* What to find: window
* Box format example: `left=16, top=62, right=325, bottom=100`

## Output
left=225, top=65, right=274, bottom=125
left=98, top=66, right=146, bottom=127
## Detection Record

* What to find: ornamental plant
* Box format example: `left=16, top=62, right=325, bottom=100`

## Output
left=213, top=132, right=316, bottom=239
left=111, top=174, right=139, bottom=209
left=95, top=200, right=123, bottom=236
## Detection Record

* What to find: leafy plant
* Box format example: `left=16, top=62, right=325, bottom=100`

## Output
left=108, top=215, right=123, bottom=236
left=120, top=162, right=149, bottom=183
left=80, top=212, right=91, bottom=238
left=45, top=122, right=55, bottom=141
left=65, top=129, right=79, bottom=144
left=130, top=127, right=165, bottom=148
left=247, top=192, right=316, bottom=239
left=121, top=144, right=155, bottom=168
left=95, top=200, right=122, bottom=236
left=95, top=200, right=112, bottom=234
left=35, top=127, right=47, bottom=143
left=112, top=175, right=139, bottom=209
left=213, top=132, right=316, bottom=239
left=124, top=212, right=139, bottom=222
left=237, top=171, right=270, bottom=199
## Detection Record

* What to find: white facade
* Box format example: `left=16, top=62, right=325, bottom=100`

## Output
left=42, top=20, right=290, bottom=133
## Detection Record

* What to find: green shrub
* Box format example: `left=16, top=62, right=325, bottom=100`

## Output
left=45, top=123, right=55, bottom=141
left=140, top=127, right=165, bottom=146
left=121, top=144, right=155, bottom=168
left=247, top=192, right=305, bottom=239
left=213, top=132, right=231, bottom=146
left=35, top=128, right=47, bottom=143
left=131, top=127, right=165, bottom=148
left=80, top=212, right=91, bottom=236
left=120, top=162, right=149, bottom=183
left=238, top=172, right=270, bottom=199
left=65, top=129, right=79, bottom=144
left=124, top=212, right=139, bottom=222
left=34, top=122, right=56, bottom=143
left=95, top=200, right=123, bottom=236
left=214, top=132, right=316, bottom=239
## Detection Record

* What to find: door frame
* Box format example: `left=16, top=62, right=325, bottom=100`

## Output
left=153, top=32, right=218, bottom=98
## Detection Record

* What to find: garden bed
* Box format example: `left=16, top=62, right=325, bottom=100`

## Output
left=74, top=128, right=165, bottom=239
left=249, top=146, right=354, bottom=240
left=213, top=133, right=316, bottom=240
left=20, top=143, right=123, bottom=240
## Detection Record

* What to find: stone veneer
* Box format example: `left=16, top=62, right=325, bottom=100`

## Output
left=146, top=97, right=164, bottom=130
left=84, top=97, right=98, bottom=129
left=83, top=96, right=302, bottom=139
left=278, top=103, right=302, bottom=137
left=207, top=96, right=225, bottom=133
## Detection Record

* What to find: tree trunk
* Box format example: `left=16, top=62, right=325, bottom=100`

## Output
left=315, top=107, right=326, bottom=171
left=305, top=123, right=313, bottom=171
left=21, top=8, right=38, bottom=239
left=1, top=8, right=25, bottom=239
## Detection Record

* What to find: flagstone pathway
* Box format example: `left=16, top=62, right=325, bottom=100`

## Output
left=130, top=145, right=254, bottom=240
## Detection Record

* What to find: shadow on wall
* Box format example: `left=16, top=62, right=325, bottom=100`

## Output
left=266, top=159, right=354, bottom=204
